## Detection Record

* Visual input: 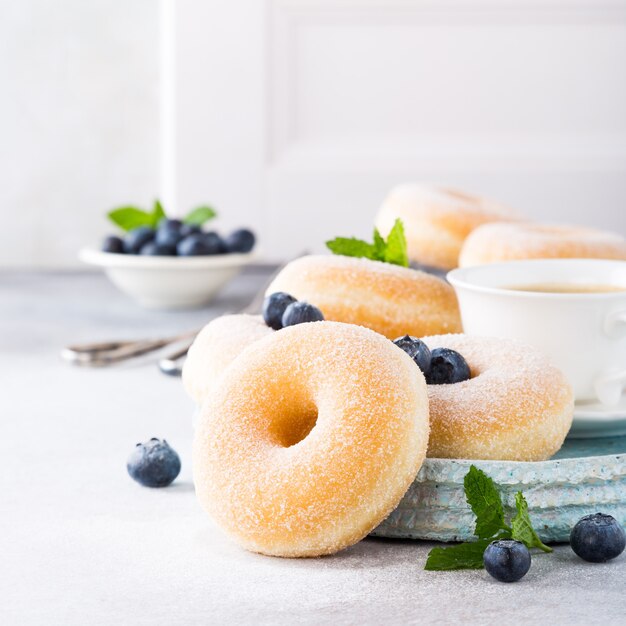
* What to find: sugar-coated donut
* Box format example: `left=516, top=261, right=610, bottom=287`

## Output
left=459, top=222, right=626, bottom=267
left=193, top=321, right=430, bottom=557
left=265, top=254, right=462, bottom=339
left=183, top=315, right=272, bottom=405
left=375, top=183, right=517, bottom=270
left=422, top=334, right=574, bottom=461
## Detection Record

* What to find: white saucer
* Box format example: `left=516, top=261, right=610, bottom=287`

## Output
left=568, top=394, right=626, bottom=439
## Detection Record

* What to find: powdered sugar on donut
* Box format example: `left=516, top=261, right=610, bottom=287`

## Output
left=266, top=254, right=461, bottom=339
left=193, top=321, right=430, bottom=557
left=422, top=334, right=574, bottom=461
left=460, top=222, right=626, bottom=267
left=182, top=314, right=273, bottom=405
left=375, top=183, right=518, bottom=269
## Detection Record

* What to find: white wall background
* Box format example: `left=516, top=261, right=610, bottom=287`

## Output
left=2, top=0, right=626, bottom=267
left=175, top=0, right=626, bottom=260
left=0, top=0, right=159, bottom=268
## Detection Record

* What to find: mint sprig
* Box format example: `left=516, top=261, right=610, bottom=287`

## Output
left=107, top=200, right=217, bottom=232
left=511, top=492, right=552, bottom=553
left=152, top=199, right=166, bottom=224
left=183, top=205, right=217, bottom=226
left=107, top=205, right=156, bottom=231
left=425, top=466, right=553, bottom=571
left=325, top=219, right=409, bottom=267
left=425, top=538, right=494, bottom=571
left=464, top=465, right=511, bottom=539
left=383, top=219, right=409, bottom=267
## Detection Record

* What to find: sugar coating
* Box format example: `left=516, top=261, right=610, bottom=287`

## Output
left=375, top=183, right=518, bottom=269
left=459, top=222, right=626, bottom=267
left=182, top=315, right=273, bottom=405
left=193, top=321, right=430, bottom=558
left=422, top=334, right=574, bottom=461
left=265, top=255, right=461, bottom=339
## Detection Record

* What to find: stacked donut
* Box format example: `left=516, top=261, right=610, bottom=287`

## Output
left=375, top=183, right=518, bottom=270
left=375, top=183, right=626, bottom=269
left=186, top=252, right=575, bottom=558
left=459, top=222, right=626, bottom=267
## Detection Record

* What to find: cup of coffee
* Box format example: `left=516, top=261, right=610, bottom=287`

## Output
left=447, top=259, right=626, bottom=406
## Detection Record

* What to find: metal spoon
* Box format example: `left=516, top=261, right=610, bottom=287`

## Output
left=61, top=329, right=199, bottom=367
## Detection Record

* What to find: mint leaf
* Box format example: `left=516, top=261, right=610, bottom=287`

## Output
left=464, top=465, right=510, bottom=539
left=151, top=199, right=166, bottom=227
left=184, top=205, right=217, bottom=226
left=425, top=467, right=554, bottom=572
left=372, top=228, right=387, bottom=261
left=511, top=492, right=553, bottom=553
left=325, top=237, right=377, bottom=259
left=425, top=538, right=492, bottom=571
left=384, top=219, right=409, bottom=267
left=325, top=219, right=409, bottom=267
left=107, top=206, right=154, bottom=232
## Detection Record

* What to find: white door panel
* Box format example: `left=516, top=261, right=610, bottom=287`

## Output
left=173, top=0, right=626, bottom=259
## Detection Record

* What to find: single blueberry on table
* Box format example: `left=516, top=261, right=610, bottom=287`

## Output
left=483, top=539, right=531, bottom=583
left=123, top=226, right=155, bottom=254
left=570, top=513, right=626, bottom=563
left=393, top=335, right=432, bottom=375
left=425, top=347, right=471, bottom=385
left=177, top=233, right=214, bottom=256
left=127, top=438, right=181, bottom=488
left=202, top=231, right=225, bottom=254
left=263, top=292, right=298, bottom=330
left=140, top=241, right=176, bottom=256
left=282, top=301, right=324, bottom=327
left=102, top=235, right=124, bottom=254
left=224, top=228, right=256, bottom=253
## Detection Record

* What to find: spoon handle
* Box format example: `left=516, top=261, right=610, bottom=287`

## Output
left=61, top=330, right=198, bottom=366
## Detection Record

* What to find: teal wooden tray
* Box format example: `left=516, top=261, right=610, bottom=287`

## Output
left=373, top=436, right=626, bottom=543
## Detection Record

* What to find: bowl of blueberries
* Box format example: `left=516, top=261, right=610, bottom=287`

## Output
left=80, top=201, right=256, bottom=309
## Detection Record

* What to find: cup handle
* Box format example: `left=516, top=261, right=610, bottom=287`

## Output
left=604, top=309, right=626, bottom=339
left=594, top=369, right=626, bottom=407
left=597, top=309, right=626, bottom=405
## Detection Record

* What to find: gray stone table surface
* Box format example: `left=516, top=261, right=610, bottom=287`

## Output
left=1, top=269, right=625, bottom=626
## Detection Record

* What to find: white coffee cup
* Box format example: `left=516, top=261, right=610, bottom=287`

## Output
left=448, top=259, right=626, bottom=406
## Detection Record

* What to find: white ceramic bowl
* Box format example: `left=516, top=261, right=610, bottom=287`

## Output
left=80, top=248, right=254, bottom=309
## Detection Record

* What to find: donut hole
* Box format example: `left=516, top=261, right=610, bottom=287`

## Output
left=268, top=398, right=319, bottom=448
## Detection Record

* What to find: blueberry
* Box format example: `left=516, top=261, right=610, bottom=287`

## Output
left=202, top=231, right=225, bottom=254
left=123, top=226, right=155, bottom=254
left=155, top=221, right=183, bottom=248
left=263, top=292, right=298, bottom=330
left=224, top=228, right=256, bottom=253
left=127, top=438, right=181, bottom=488
left=102, top=235, right=124, bottom=254
left=158, top=218, right=182, bottom=232
left=140, top=241, right=176, bottom=256
left=282, top=301, right=324, bottom=327
left=177, top=234, right=214, bottom=256
left=393, top=335, right=432, bottom=374
left=179, top=223, right=201, bottom=238
left=155, top=228, right=183, bottom=249
left=570, top=513, right=626, bottom=563
left=425, top=348, right=471, bottom=385
left=483, top=540, right=531, bottom=583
